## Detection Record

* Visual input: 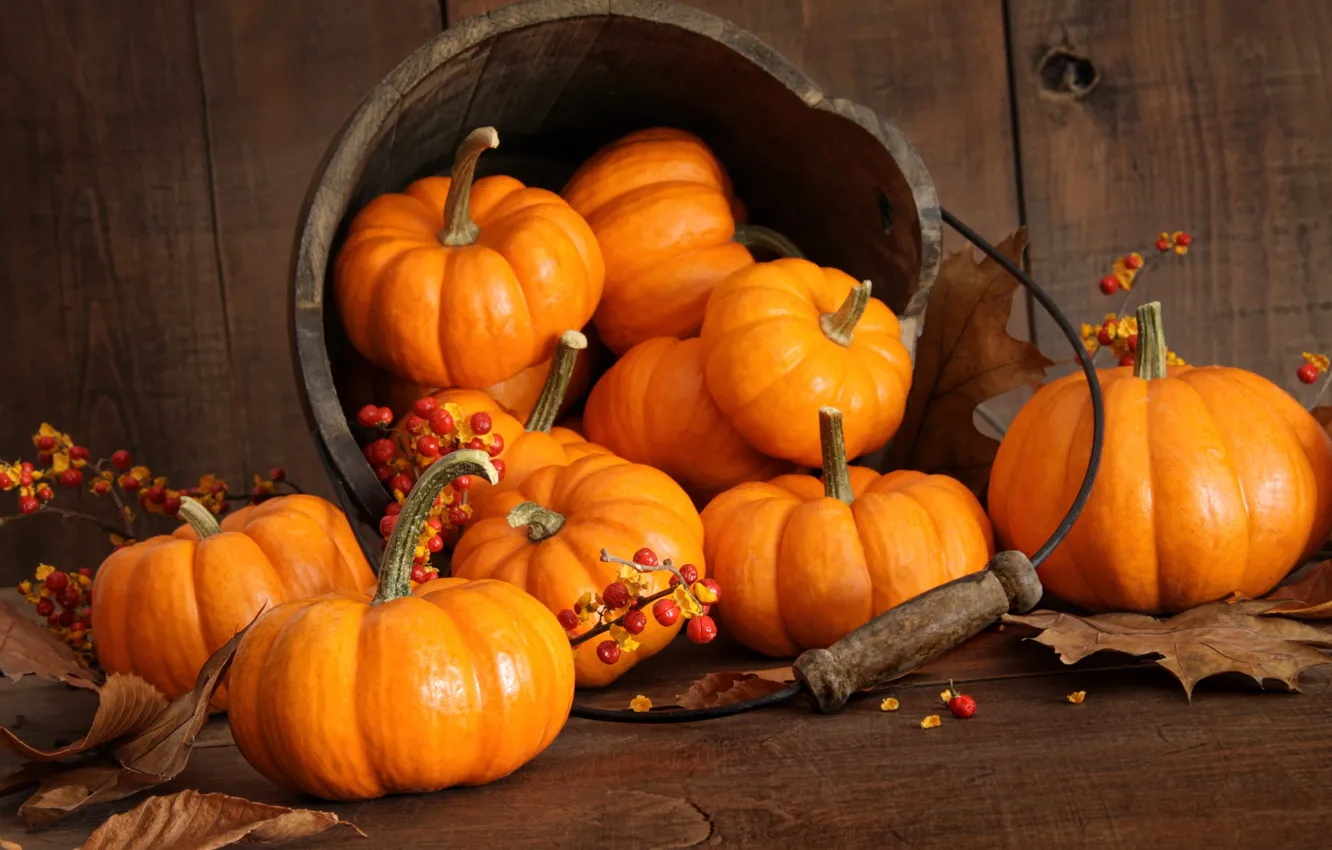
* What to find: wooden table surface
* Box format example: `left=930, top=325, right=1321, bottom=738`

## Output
left=4, top=622, right=1330, bottom=849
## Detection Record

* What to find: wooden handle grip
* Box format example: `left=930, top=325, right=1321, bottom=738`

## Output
left=792, top=551, right=1042, bottom=713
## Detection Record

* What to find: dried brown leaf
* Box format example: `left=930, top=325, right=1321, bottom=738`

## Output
left=7, top=621, right=251, bottom=830
left=1, top=675, right=166, bottom=762
left=1262, top=560, right=1332, bottom=619
left=676, top=668, right=793, bottom=710
left=0, top=601, right=100, bottom=690
left=885, top=228, right=1053, bottom=494
left=1003, top=601, right=1332, bottom=700
left=78, top=789, right=364, bottom=850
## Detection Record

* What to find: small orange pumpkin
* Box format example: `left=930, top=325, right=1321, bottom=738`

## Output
left=334, top=127, right=604, bottom=388
left=339, top=348, right=591, bottom=425
left=91, top=494, right=376, bottom=708
left=391, top=332, right=608, bottom=518
left=227, top=450, right=574, bottom=801
left=701, top=407, right=993, bottom=657
left=452, top=453, right=705, bottom=687
left=699, top=258, right=913, bottom=467
left=562, top=128, right=756, bottom=355
left=583, top=336, right=790, bottom=503
left=989, top=302, right=1332, bottom=614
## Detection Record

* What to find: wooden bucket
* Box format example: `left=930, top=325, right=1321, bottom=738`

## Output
left=290, top=0, right=942, bottom=546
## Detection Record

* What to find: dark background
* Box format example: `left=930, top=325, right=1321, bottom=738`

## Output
left=3, top=0, right=1330, bottom=582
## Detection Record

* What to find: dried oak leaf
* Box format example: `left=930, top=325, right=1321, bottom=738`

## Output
left=78, top=789, right=364, bottom=850
left=676, top=668, right=792, bottom=710
left=1261, top=560, right=1332, bottom=619
left=884, top=228, right=1053, bottom=494
left=0, top=601, right=100, bottom=691
left=1, top=674, right=166, bottom=762
left=4, top=623, right=250, bottom=830
left=1003, top=601, right=1332, bottom=701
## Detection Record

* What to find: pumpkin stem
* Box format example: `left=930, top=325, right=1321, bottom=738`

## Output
left=819, top=280, right=872, bottom=346
left=525, top=330, right=587, bottom=433
left=372, top=449, right=498, bottom=606
left=507, top=501, right=566, bottom=542
left=819, top=407, right=853, bottom=504
left=733, top=224, right=806, bottom=259
left=438, top=127, right=500, bottom=247
left=177, top=496, right=223, bottom=538
left=1133, top=301, right=1169, bottom=381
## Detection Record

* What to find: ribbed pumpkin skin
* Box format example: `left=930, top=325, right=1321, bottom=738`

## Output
left=989, top=365, right=1332, bottom=613
left=562, top=128, right=753, bottom=355
left=583, top=336, right=789, bottom=503
left=333, top=175, right=604, bottom=388
left=701, top=468, right=993, bottom=657
left=452, top=454, right=706, bottom=687
left=91, top=495, right=375, bottom=708
left=225, top=578, right=575, bottom=801
left=340, top=354, right=590, bottom=424
left=699, top=258, right=913, bottom=467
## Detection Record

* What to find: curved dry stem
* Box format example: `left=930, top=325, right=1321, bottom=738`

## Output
left=818, top=407, right=853, bottom=503
left=373, top=449, right=497, bottom=605
left=177, top=496, right=222, bottom=538
left=734, top=223, right=806, bottom=259
left=820, top=280, right=872, bottom=346
left=526, top=330, right=587, bottom=433
left=507, top=501, right=566, bottom=542
left=439, top=127, right=500, bottom=247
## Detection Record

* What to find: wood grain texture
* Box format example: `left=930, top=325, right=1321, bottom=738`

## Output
left=1009, top=0, right=1332, bottom=392
left=4, top=628, right=1330, bottom=848
left=0, top=1, right=242, bottom=581
left=0, top=1, right=441, bottom=584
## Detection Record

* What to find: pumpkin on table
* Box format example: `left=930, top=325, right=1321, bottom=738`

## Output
left=226, top=450, right=575, bottom=801
left=699, top=258, right=913, bottom=467
left=91, top=494, right=375, bottom=709
left=700, top=407, right=993, bottom=658
left=452, top=453, right=706, bottom=687
left=562, top=127, right=799, bottom=355
left=333, top=126, right=604, bottom=389
left=583, top=335, right=790, bottom=503
left=989, top=301, right=1332, bottom=614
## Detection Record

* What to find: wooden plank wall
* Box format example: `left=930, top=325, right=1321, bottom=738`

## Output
left=3, top=0, right=1330, bottom=581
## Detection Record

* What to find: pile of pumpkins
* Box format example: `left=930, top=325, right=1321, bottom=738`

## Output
left=88, top=126, right=1332, bottom=803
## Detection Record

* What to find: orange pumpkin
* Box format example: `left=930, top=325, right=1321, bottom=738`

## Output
left=583, top=336, right=790, bottom=503
left=699, top=258, right=913, bottom=467
left=226, top=450, right=574, bottom=801
left=562, top=128, right=755, bottom=355
left=701, top=407, right=993, bottom=657
left=453, top=453, right=705, bottom=687
left=333, top=126, right=604, bottom=388
left=338, top=348, right=592, bottom=424
left=392, top=332, right=608, bottom=518
left=91, top=494, right=375, bottom=709
left=989, top=302, right=1332, bottom=614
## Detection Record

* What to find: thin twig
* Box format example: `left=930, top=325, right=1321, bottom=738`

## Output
left=569, top=585, right=677, bottom=648
left=0, top=507, right=124, bottom=537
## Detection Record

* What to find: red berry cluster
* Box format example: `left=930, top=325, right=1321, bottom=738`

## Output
left=556, top=547, right=722, bottom=665
left=359, top=396, right=508, bottom=577
left=16, top=565, right=94, bottom=656
left=1095, top=230, right=1191, bottom=296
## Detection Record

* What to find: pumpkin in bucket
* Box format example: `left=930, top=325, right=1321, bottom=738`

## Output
left=699, top=258, right=914, bottom=467
left=333, top=126, right=604, bottom=389
left=226, top=450, right=575, bottom=801
left=989, top=301, right=1332, bottom=614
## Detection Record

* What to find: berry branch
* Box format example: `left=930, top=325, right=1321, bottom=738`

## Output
left=554, top=547, right=722, bottom=664
left=0, top=506, right=124, bottom=537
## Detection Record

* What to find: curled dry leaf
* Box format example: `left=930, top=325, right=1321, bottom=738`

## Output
left=1, top=675, right=166, bottom=762
left=884, top=228, right=1053, bottom=495
left=0, top=601, right=100, bottom=691
left=1261, top=560, right=1332, bottom=619
left=675, top=668, right=792, bottom=710
left=77, top=789, right=364, bottom=850
left=1004, top=601, right=1332, bottom=701
left=2, top=621, right=253, bottom=830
